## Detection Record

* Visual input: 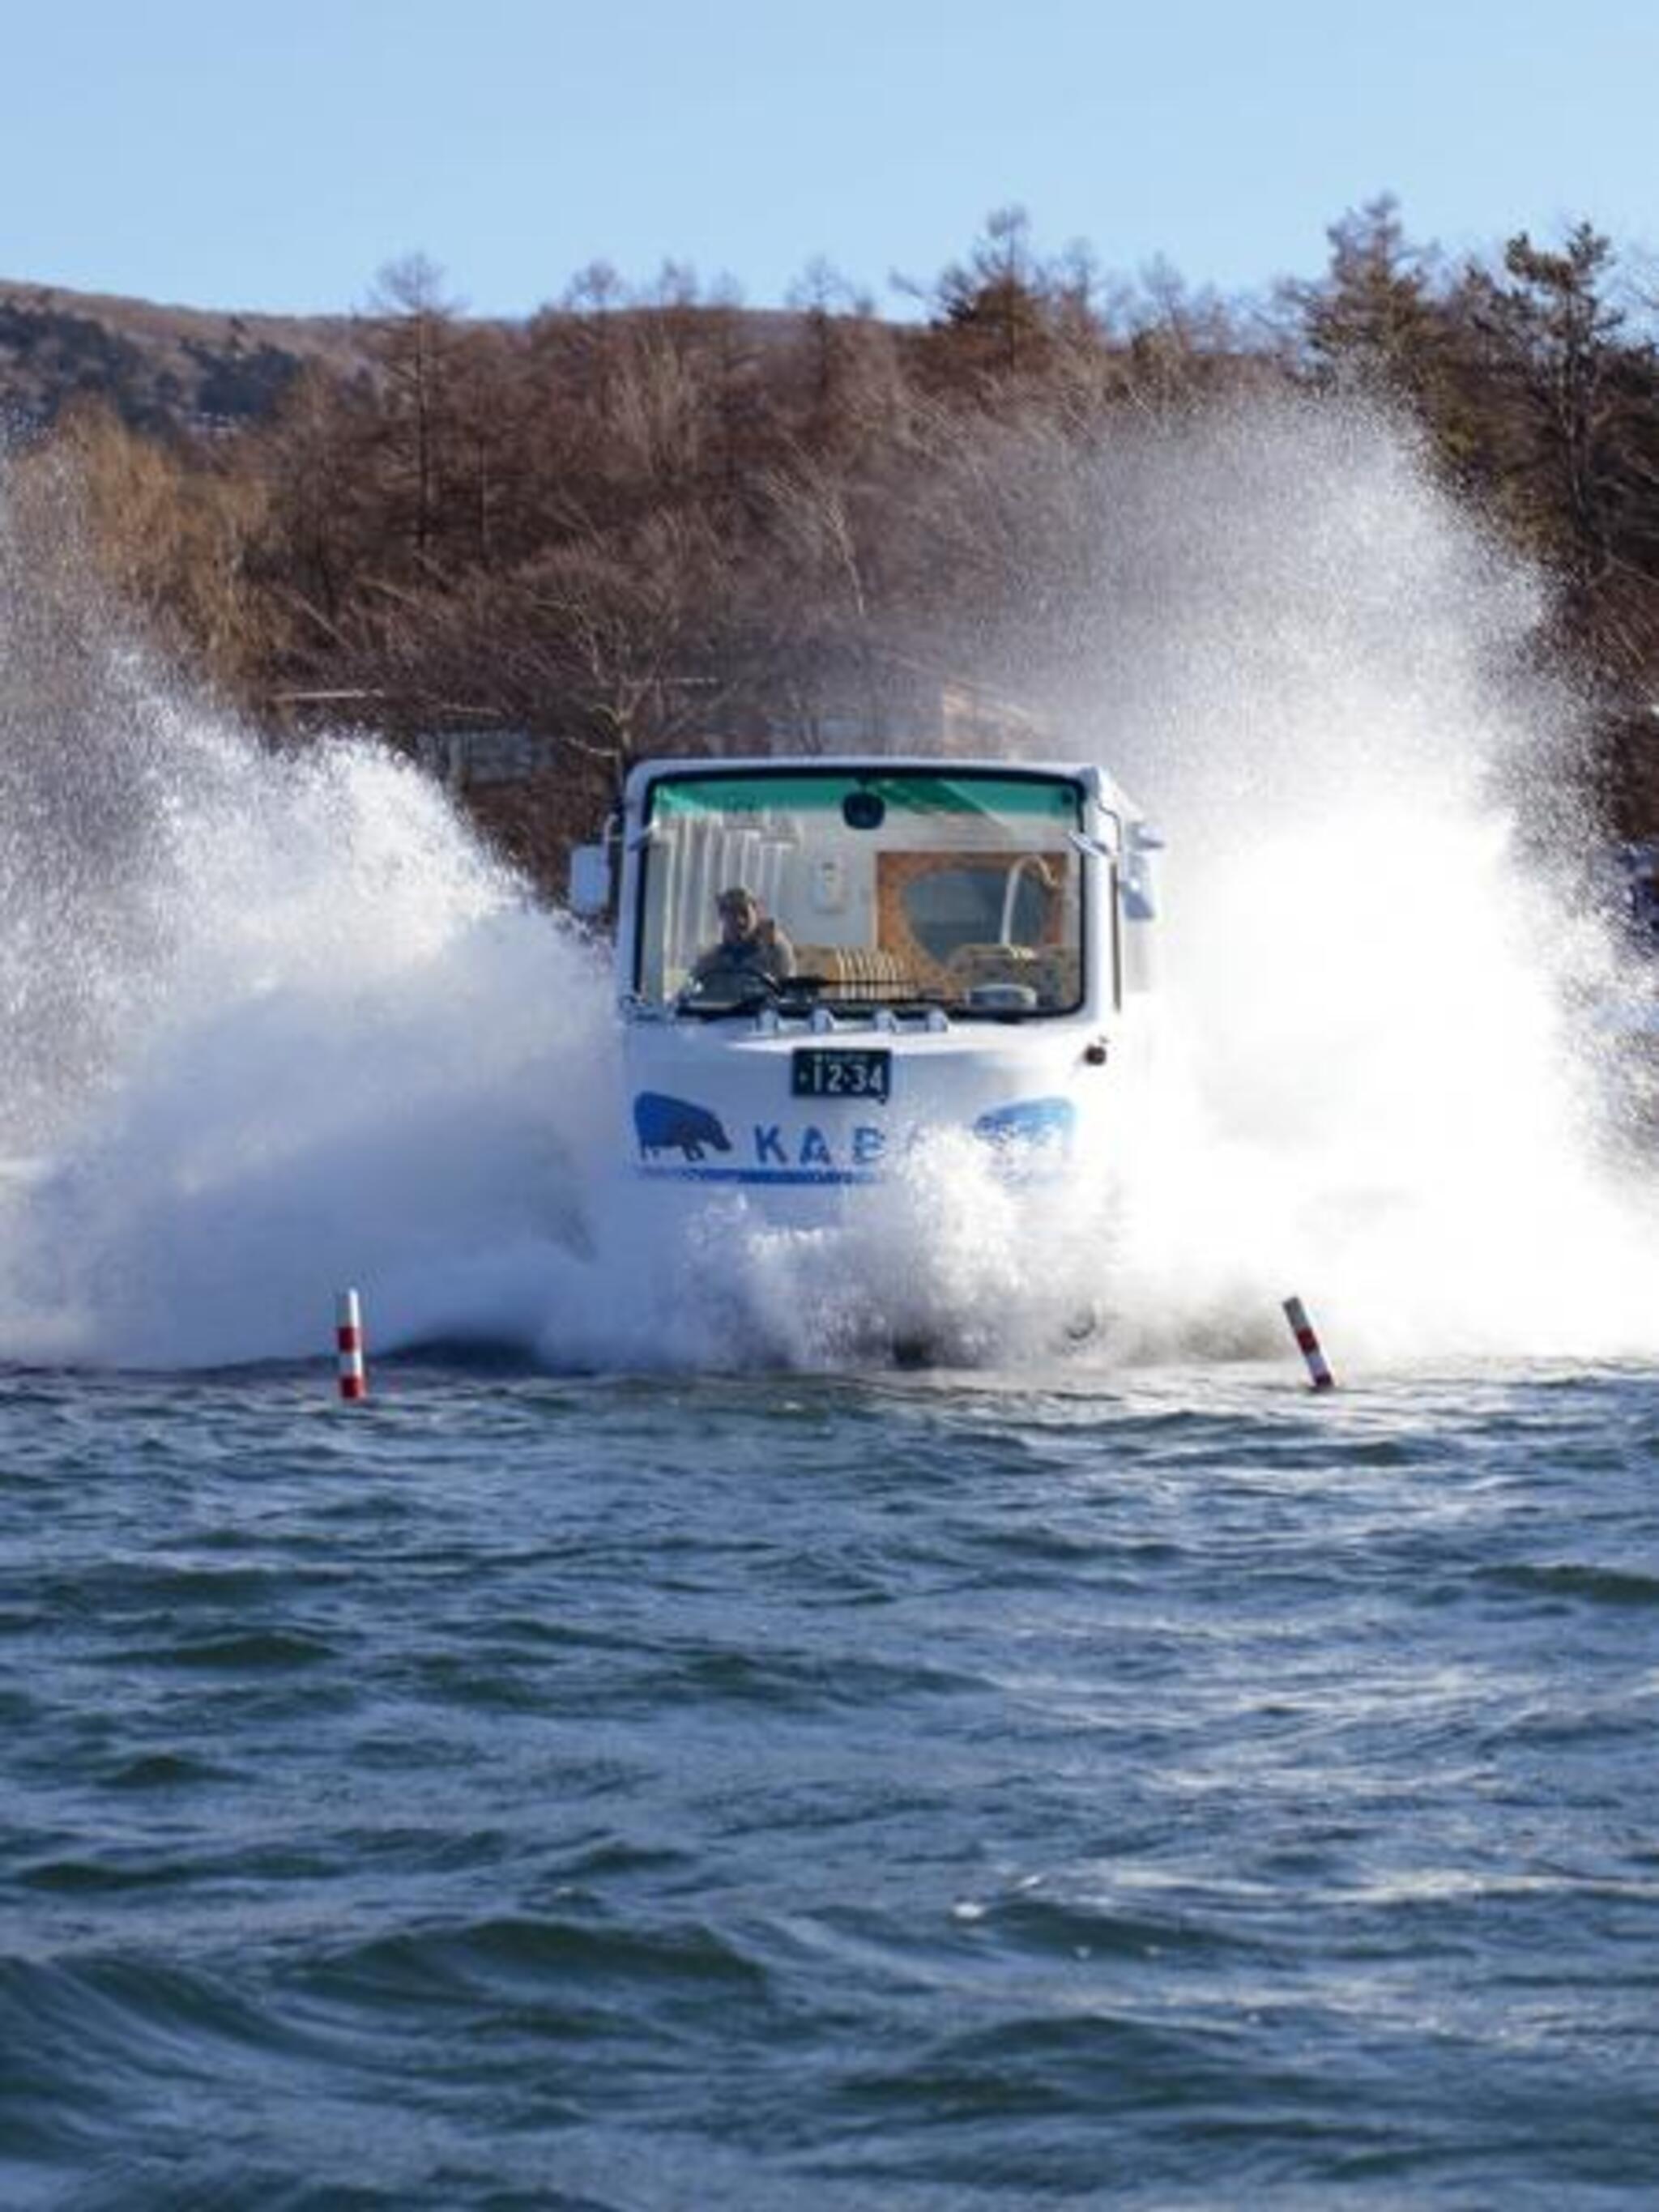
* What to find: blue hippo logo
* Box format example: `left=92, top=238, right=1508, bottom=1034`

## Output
left=633, top=1092, right=733, bottom=1164
left=974, top=1096, right=1077, bottom=1166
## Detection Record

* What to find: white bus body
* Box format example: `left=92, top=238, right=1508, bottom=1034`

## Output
left=572, top=757, right=1159, bottom=1216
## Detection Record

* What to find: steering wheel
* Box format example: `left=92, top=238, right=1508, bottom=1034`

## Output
left=677, top=969, right=783, bottom=1013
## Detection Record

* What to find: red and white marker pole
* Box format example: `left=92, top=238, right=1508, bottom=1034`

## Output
left=336, top=1288, right=368, bottom=1401
left=1282, top=1294, right=1335, bottom=1392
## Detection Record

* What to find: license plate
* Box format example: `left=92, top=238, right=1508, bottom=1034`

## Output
left=791, top=1047, right=892, bottom=1103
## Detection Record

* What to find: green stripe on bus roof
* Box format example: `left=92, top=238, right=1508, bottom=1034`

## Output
left=652, top=773, right=1078, bottom=817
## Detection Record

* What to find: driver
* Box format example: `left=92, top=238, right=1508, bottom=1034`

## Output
left=692, top=884, right=795, bottom=987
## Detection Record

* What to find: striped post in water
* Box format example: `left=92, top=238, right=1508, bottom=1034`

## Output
left=1282, top=1294, right=1336, bottom=1392
left=336, top=1289, right=368, bottom=1401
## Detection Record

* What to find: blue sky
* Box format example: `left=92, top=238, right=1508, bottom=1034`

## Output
left=6, top=0, right=1657, bottom=318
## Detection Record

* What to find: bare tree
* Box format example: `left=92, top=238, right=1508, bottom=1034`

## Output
left=367, top=252, right=465, bottom=565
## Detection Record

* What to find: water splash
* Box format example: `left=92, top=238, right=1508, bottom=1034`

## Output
left=0, top=464, right=613, bottom=1365
left=0, top=402, right=1654, bottom=1374
left=1011, top=397, right=1659, bottom=1367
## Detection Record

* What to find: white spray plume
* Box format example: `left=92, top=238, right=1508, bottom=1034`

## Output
left=0, top=399, right=1654, bottom=1373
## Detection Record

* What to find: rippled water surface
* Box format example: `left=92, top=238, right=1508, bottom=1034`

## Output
left=6, top=1356, right=1659, bottom=2209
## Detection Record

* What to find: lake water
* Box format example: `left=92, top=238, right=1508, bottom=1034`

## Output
left=6, top=1353, right=1659, bottom=2209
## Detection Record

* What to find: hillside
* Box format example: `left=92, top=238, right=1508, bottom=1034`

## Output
left=0, top=276, right=809, bottom=441
left=0, top=278, right=372, bottom=435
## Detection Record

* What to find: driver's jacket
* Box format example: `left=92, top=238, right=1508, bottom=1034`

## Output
left=691, top=927, right=795, bottom=984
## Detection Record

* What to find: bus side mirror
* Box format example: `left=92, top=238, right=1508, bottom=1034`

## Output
left=1123, top=820, right=1162, bottom=921
left=568, top=845, right=612, bottom=918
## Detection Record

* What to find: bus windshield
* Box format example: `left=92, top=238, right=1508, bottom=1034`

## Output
left=633, top=768, right=1087, bottom=1016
